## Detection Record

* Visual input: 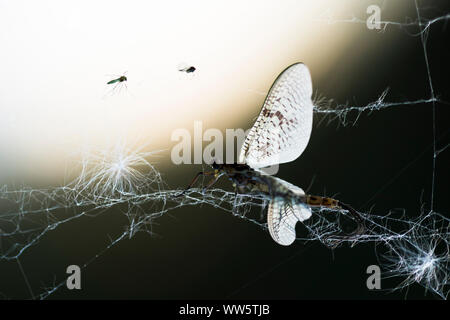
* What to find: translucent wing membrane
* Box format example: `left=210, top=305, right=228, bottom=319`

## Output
left=239, top=63, right=314, bottom=168
left=267, top=180, right=312, bottom=246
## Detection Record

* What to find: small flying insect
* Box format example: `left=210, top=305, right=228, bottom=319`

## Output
left=106, top=72, right=128, bottom=95
left=180, top=63, right=365, bottom=246
left=107, top=75, right=127, bottom=85
left=178, top=62, right=196, bottom=73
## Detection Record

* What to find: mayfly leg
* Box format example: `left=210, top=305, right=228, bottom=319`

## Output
left=176, top=171, right=215, bottom=197
left=202, top=172, right=224, bottom=193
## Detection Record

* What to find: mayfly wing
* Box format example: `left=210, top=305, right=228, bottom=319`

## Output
left=239, top=63, right=314, bottom=168
left=266, top=179, right=312, bottom=246
left=270, top=176, right=306, bottom=196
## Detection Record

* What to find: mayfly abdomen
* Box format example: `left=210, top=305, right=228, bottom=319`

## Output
left=306, top=195, right=339, bottom=208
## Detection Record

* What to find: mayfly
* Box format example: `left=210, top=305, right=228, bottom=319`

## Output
left=181, top=63, right=365, bottom=246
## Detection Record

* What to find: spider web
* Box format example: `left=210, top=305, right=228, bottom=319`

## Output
left=1, top=0, right=449, bottom=299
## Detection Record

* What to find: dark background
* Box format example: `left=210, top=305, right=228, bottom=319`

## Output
left=1, top=0, right=449, bottom=300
